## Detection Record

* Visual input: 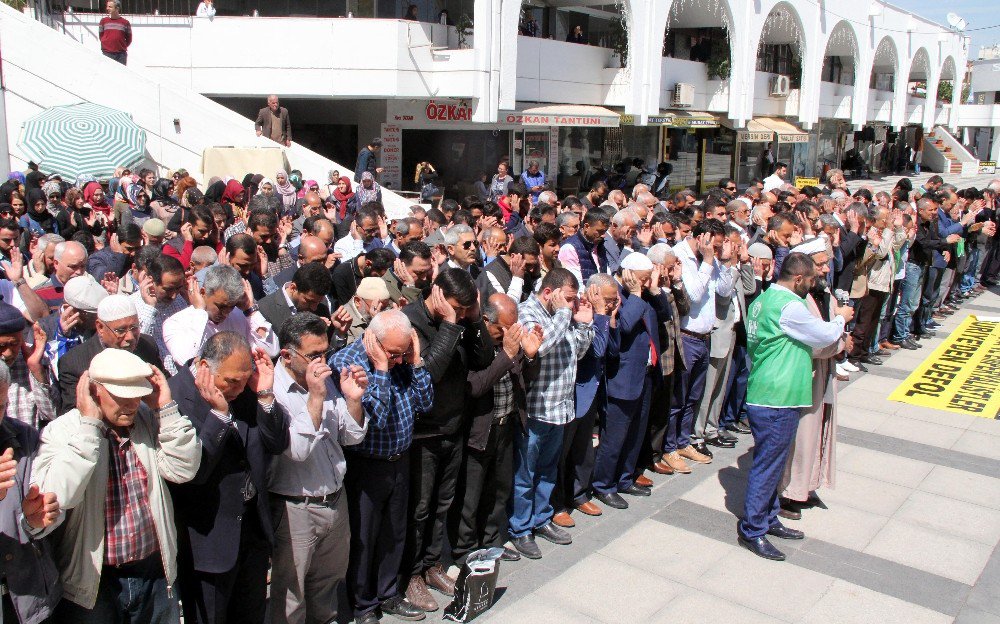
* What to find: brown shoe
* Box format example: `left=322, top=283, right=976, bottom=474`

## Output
left=635, top=474, right=654, bottom=487
left=677, top=445, right=712, bottom=464
left=406, top=574, right=438, bottom=612
left=576, top=500, right=603, bottom=516
left=663, top=451, right=692, bottom=474
left=880, top=340, right=900, bottom=350
left=652, top=460, right=675, bottom=475
left=552, top=511, right=576, bottom=528
left=424, top=563, right=455, bottom=597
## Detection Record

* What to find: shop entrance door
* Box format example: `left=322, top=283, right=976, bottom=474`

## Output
left=511, top=129, right=551, bottom=179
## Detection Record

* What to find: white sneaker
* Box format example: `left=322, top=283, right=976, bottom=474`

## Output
left=841, top=360, right=860, bottom=373
left=835, top=363, right=851, bottom=377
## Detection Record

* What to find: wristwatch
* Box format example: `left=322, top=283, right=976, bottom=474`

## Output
left=13, top=278, right=25, bottom=288
left=256, top=389, right=275, bottom=398
left=245, top=304, right=260, bottom=316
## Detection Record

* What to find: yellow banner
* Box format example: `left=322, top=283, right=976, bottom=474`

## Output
left=888, top=315, right=1000, bottom=418
left=794, top=177, right=820, bottom=189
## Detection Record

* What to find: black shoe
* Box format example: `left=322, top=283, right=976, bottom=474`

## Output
left=500, top=546, right=521, bottom=562
left=380, top=596, right=426, bottom=621
left=594, top=491, right=629, bottom=509
left=767, top=524, right=805, bottom=540
left=705, top=435, right=736, bottom=448
left=874, top=349, right=889, bottom=357
left=718, top=429, right=738, bottom=443
left=737, top=534, right=786, bottom=561
left=726, top=421, right=752, bottom=435
left=860, top=355, right=883, bottom=366
left=854, top=362, right=869, bottom=373
left=620, top=484, right=651, bottom=497
left=511, top=534, right=542, bottom=559
left=894, top=339, right=918, bottom=350
left=535, top=521, right=572, bottom=545
left=692, top=442, right=714, bottom=458
left=356, top=612, right=379, bottom=624
left=906, top=338, right=923, bottom=349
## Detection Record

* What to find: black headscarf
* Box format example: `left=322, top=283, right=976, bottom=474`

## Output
left=204, top=180, right=226, bottom=204
left=151, top=178, right=176, bottom=205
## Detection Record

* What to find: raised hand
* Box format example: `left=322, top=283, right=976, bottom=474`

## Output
left=406, top=328, right=422, bottom=366
left=502, top=322, right=524, bottom=359
left=4, top=247, right=24, bottom=282
left=428, top=285, right=457, bottom=323
left=550, top=287, right=573, bottom=311
left=195, top=365, right=228, bottom=412
left=256, top=246, right=269, bottom=277
left=101, top=271, right=119, bottom=295
left=363, top=330, right=389, bottom=371
left=394, top=258, right=415, bottom=287
left=188, top=275, right=206, bottom=310
left=58, top=304, right=80, bottom=334
left=573, top=294, right=594, bottom=324
left=143, top=366, right=172, bottom=410
left=248, top=348, right=274, bottom=395
left=24, top=323, right=46, bottom=379
left=696, top=233, right=715, bottom=261
left=339, top=365, right=369, bottom=401
left=330, top=306, right=353, bottom=334
left=180, top=222, right=194, bottom=242
left=508, top=253, right=525, bottom=278
left=788, top=229, right=803, bottom=248
left=636, top=225, right=653, bottom=247
left=585, top=283, right=605, bottom=314
left=520, top=324, right=543, bottom=358
left=306, top=357, right=334, bottom=396
left=0, top=448, right=15, bottom=502
left=621, top=269, right=642, bottom=295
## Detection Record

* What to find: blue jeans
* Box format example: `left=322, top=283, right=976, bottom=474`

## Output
left=961, top=246, right=981, bottom=293
left=892, top=262, right=923, bottom=341
left=739, top=406, right=801, bottom=539
left=665, top=334, right=710, bottom=453
left=509, top=419, right=564, bottom=538
left=721, top=344, right=750, bottom=428
left=54, top=555, right=179, bottom=623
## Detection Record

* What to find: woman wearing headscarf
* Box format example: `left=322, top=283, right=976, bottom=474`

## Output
left=82, top=181, right=112, bottom=220
left=356, top=171, right=382, bottom=205
left=150, top=178, right=180, bottom=223
left=329, top=176, right=358, bottom=239
left=19, top=188, right=59, bottom=253
left=58, top=187, right=107, bottom=240
left=257, top=178, right=275, bottom=197
left=42, top=181, right=64, bottom=217
left=242, top=173, right=264, bottom=200
left=204, top=179, right=226, bottom=205
left=221, top=179, right=246, bottom=221
left=120, top=186, right=153, bottom=230
left=274, top=171, right=297, bottom=211
left=321, top=169, right=341, bottom=201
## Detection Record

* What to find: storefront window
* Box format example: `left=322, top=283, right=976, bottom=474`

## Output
left=557, top=128, right=605, bottom=194
left=735, top=141, right=771, bottom=186
left=701, top=129, right=734, bottom=190
left=665, top=129, right=699, bottom=191
left=817, top=119, right=842, bottom=178
left=512, top=130, right=551, bottom=180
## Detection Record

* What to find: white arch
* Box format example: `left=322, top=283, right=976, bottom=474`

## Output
left=820, top=20, right=860, bottom=84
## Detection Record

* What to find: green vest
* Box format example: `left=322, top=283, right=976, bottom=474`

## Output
left=745, top=286, right=813, bottom=408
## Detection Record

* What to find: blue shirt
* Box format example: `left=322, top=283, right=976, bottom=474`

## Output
left=521, top=170, right=546, bottom=203
left=329, top=337, right=433, bottom=458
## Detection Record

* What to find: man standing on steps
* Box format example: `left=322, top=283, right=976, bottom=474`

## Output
left=738, top=253, right=853, bottom=562
left=99, top=0, right=132, bottom=65
left=255, top=96, right=293, bottom=147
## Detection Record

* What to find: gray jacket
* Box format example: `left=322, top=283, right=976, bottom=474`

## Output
left=710, top=262, right=756, bottom=358
left=0, top=418, right=61, bottom=624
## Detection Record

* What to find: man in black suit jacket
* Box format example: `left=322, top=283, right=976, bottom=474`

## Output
left=57, top=293, right=163, bottom=413
left=87, top=223, right=143, bottom=281
left=167, top=331, right=289, bottom=624
left=258, top=262, right=333, bottom=336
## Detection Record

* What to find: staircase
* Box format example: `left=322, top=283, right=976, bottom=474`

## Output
left=927, top=132, right=963, bottom=174
left=923, top=126, right=979, bottom=178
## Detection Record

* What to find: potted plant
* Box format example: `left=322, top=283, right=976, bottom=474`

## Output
left=706, top=38, right=730, bottom=80
left=610, top=14, right=628, bottom=67
left=457, top=13, right=473, bottom=49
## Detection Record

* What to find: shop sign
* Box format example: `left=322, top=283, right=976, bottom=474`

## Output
left=778, top=133, right=810, bottom=144
left=673, top=117, right=717, bottom=128
left=503, top=113, right=616, bottom=127
left=980, top=161, right=997, bottom=174
left=794, top=177, right=820, bottom=189
left=380, top=124, right=402, bottom=191
left=738, top=131, right=773, bottom=142
left=388, top=99, right=476, bottom=125
left=424, top=101, right=474, bottom=122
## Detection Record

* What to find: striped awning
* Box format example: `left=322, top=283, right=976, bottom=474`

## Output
left=17, top=103, right=146, bottom=181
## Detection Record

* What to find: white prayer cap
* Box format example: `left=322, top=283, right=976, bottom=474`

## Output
left=620, top=253, right=654, bottom=271
left=791, top=237, right=827, bottom=256
left=97, top=294, right=138, bottom=322
left=64, top=275, right=108, bottom=313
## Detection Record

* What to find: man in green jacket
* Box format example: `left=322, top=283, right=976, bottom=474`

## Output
left=738, top=252, right=853, bottom=561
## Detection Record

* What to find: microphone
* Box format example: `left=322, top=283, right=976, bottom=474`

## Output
left=833, top=289, right=851, bottom=307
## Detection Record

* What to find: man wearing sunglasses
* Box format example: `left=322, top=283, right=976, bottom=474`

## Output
left=442, top=224, right=480, bottom=279
left=57, top=294, right=163, bottom=414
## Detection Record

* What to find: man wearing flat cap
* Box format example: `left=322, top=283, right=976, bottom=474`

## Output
left=344, top=276, right=392, bottom=341
left=33, top=348, right=201, bottom=620
left=40, top=273, right=107, bottom=377
left=58, top=294, right=163, bottom=414
left=0, top=301, right=56, bottom=430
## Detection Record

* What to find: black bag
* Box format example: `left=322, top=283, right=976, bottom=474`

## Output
left=443, top=547, right=504, bottom=622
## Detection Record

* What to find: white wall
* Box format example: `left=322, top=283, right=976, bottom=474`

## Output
left=0, top=4, right=412, bottom=217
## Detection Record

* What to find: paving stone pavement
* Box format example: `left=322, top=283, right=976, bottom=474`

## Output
left=417, top=287, right=1000, bottom=624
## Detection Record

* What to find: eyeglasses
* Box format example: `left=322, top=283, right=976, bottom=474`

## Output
left=726, top=186, right=737, bottom=191
left=106, top=323, right=140, bottom=337
left=289, top=347, right=335, bottom=362
left=461, top=240, right=476, bottom=250
left=376, top=336, right=413, bottom=360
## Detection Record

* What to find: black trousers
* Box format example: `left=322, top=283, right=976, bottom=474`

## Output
left=345, top=452, right=410, bottom=618
left=553, top=402, right=600, bottom=512
left=641, top=374, right=673, bottom=470
left=177, top=504, right=271, bottom=624
left=448, top=416, right=514, bottom=564
left=405, top=433, right=463, bottom=577
left=850, top=289, right=888, bottom=358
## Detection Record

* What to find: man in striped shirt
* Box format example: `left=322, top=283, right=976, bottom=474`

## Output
left=99, top=1, right=132, bottom=65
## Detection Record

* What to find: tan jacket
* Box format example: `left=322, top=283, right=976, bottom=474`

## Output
left=33, top=406, right=201, bottom=609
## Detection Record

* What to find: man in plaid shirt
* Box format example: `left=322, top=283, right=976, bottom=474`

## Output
left=510, top=267, right=594, bottom=560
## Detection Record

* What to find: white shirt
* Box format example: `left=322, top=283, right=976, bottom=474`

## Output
left=268, top=362, right=367, bottom=497
left=0, top=280, right=27, bottom=313
left=333, top=234, right=392, bottom=262
left=162, top=305, right=279, bottom=369
left=485, top=268, right=524, bottom=301
left=771, top=284, right=845, bottom=348
left=673, top=239, right=734, bottom=334
left=195, top=1, right=216, bottom=16
left=763, top=173, right=785, bottom=193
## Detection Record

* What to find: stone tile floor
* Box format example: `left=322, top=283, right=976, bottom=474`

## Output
left=424, top=287, right=1000, bottom=624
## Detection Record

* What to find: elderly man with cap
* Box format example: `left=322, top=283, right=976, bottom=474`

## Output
left=143, top=218, right=167, bottom=248
left=591, top=253, right=669, bottom=510
left=40, top=273, right=107, bottom=377
left=344, top=277, right=392, bottom=342
left=33, top=240, right=89, bottom=313
left=58, top=294, right=163, bottom=414
left=34, top=348, right=201, bottom=621
left=776, top=237, right=850, bottom=522
left=162, top=265, right=279, bottom=372
left=0, top=301, right=56, bottom=429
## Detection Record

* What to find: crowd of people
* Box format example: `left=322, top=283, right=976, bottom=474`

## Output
left=0, top=153, right=993, bottom=624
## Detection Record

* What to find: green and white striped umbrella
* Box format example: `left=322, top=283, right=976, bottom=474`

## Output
left=17, top=102, right=146, bottom=181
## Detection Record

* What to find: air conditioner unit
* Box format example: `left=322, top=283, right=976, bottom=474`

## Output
left=770, top=75, right=790, bottom=97
left=672, top=83, right=695, bottom=107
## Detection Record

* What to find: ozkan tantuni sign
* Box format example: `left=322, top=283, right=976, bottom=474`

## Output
left=888, top=316, right=1000, bottom=417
